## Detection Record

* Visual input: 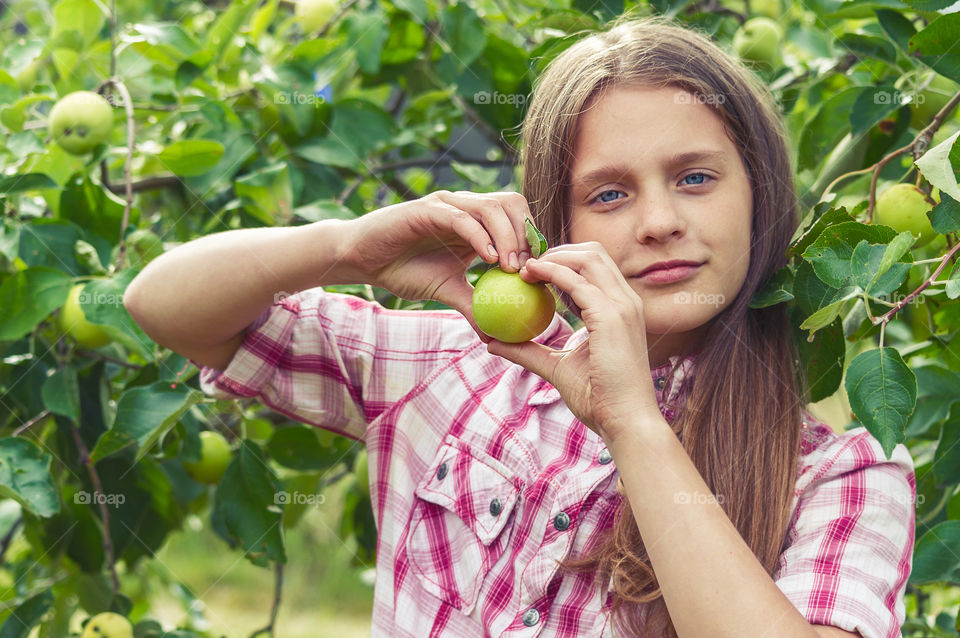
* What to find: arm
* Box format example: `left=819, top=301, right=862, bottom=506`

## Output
left=124, top=218, right=360, bottom=370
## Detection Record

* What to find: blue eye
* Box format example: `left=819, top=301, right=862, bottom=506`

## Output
left=591, top=190, right=623, bottom=204
left=682, top=173, right=709, bottom=185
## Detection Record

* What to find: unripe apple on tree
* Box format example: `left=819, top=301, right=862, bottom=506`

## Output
left=48, top=91, right=114, bottom=155
left=80, top=612, right=133, bottom=638
left=295, top=0, right=339, bottom=33
left=909, top=73, right=960, bottom=130
left=874, top=183, right=939, bottom=248
left=733, top=17, right=783, bottom=69
left=126, top=229, right=165, bottom=269
left=58, top=283, right=112, bottom=349
left=183, top=430, right=233, bottom=485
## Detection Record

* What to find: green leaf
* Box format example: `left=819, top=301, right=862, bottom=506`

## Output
left=0, top=437, right=59, bottom=518
left=850, top=86, right=902, bottom=136
left=930, top=191, right=960, bottom=236
left=0, top=590, right=53, bottom=638
left=267, top=425, right=342, bottom=471
left=132, top=23, right=201, bottom=62
left=156, top=140, right=225, bottom=177
left=91, top=381, right=202, bottom=462
left=946, top=259, right=960, bottom=300
left=0, top=267, right=71, bottom=341
left=875, top=9, right=915, bottom=55
left=41, top=365, right=80, bottom=422
left=213, top=440, right=285, bottom=567
left=440, top=1, right=487, bottom=70
left=52, top=0, right=106, bottom=48
left=790, top=205, right=856, bottom=258
left=933, top=403, right=960, bottom=487
left=909, top=14, right=960, bottom=84
left=0, top=173, right=58, bottom=194
left=524, top=218, right=548, bottom=259
left=791, top=307, right=845, bottom=403
left=235, top=163, right=292, bottom=225
left=293, top=200, right=359, bottom=223
left=845, top=347, right=917, bottom=458
left=916, top=131, right=960, bottom=204
left=799, top=286, right=860, bottom=332
left=799, top=87, right=861, bottom=171
left=58, top=176, right=139, bottom=244
left=910, top=520, right=960, bottom=584
left=837, top=34, right=896, bottom=64
left=801, top=221, right=898, bottom=288
left=907, top=366, right=960, bottom=437
left=903, top=0, right=955, bottom=9
left=79, top=271, right=156, bottom=360
left=343, top=10, right=389, bottom=74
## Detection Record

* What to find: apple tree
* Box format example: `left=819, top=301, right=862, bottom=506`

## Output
left=0, top=0, right=959, bottom=634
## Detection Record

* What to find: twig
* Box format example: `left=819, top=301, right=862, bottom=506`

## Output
left=12, top=410, right=52, bottom=436
left=248, top=562, right=284, bottom=638
left=69, top=423, right=120, bottom=592
left=870, top=241, right=960, bottom=326
left=97, top=78, right=136, bottom=272
left=74, top=349, right=144, bottom=370
left=104, top=175, right=183, bottom=195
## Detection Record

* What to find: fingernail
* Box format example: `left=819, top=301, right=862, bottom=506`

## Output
left=488, top=244, right=498, bottom=258
left=519, top=250, right=530, bottom=265
left=509, top=252, right=519, bottom=270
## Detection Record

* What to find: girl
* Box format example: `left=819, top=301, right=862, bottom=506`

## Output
left=125, top=14, right=916, bottom=638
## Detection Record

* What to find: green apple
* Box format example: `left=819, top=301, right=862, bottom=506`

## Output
left=354, top=449, right=370, bottom=498
left=295, top=0, right=338, bottom=33
left=127, top=229, right=164, bottom=269
left=910, top=73, right=960, bottom=130
left=733, top=17, right=783, bottom=69
left=59, top=283, right=112, bottom=349
left=750, top=0, right=780, bottom=19
left=472, top=267, right=555, bottom=343
left=874, top=183, right=938, bottom=248
left=49, top=91, right=113, bottom=155
left=184, top=431, right=232, bottom=485
left=81, top=612, right=133, bottom=638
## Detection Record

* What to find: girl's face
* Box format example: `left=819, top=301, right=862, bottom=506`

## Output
left=566, top=84, right=753, bottom=366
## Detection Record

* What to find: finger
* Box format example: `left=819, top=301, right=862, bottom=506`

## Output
left=434, top=191, right=523, bottom=272
left=523, top=247, right=633, bottom=300
left=436, top=275, right=493, bottom=343
left=430, top=201, right=500, bottom=265
left=486, top=339, right=557, bottom=383
left=522, top=258, right=615, bottom=318
left=482, top=191, right=536, bottom=262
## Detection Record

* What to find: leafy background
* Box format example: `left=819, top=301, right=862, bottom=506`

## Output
left=1, top=0, right=960, bottom=635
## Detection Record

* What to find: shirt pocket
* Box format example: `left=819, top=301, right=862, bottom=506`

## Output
left=406, top=437, right=522, bottom=615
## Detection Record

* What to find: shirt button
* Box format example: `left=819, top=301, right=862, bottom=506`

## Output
left=553, top=511, right=570, bottom=531
left=522, top=608, right=540, bottom=626
left=654, top=376, right=666, bottom=390
left=436, top=462, right=448, bottom=481
left=490, top=498, right=503, bottom=516
left=598, top=448, right=613, bottom=465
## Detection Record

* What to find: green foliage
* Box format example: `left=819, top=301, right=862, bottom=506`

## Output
left=1, top=0, right=959, bottom=633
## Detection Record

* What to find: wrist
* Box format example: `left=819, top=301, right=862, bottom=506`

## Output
left=302, top=218, right=366, bottom=287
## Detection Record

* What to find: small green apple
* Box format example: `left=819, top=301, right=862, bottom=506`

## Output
left=126, top=229, right=164, bottom=269
left=184, top=431, right=232, bottom=485
left=59, top=283, right=112, bottom=349
left=733, top=17, right=783, bottom=69
left=81, top=612, right=133, bottom=638
left=295, top=0, right=339, bottom=33
left=472, top=267, right=555, bottom=343
left=874, top=183, right=938, bottom=248
left=48, top=91, right=114, bottom=155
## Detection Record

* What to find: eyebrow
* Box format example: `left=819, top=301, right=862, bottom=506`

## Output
left=568, top=150, right=728, bottom=188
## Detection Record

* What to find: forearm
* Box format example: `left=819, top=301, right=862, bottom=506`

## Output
left=607, top=419, right=820, bottom=638
left=124, top=218, right=359, bottom=356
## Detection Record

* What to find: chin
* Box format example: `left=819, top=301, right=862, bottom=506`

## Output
left=643, top=299, right=721, bottom=335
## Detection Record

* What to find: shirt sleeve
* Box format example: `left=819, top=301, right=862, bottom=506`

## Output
left=193, top=287, right=484, bottom=441
left=774, top=431, right=916, bottom=638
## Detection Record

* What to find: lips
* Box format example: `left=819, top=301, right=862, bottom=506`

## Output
left=637, top=260, right=704, bottom=277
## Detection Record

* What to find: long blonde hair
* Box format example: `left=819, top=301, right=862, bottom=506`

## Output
left=520, top=14, right=805, bottom=637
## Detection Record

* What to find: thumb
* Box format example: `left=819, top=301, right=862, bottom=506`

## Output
left=440, top=277, right=493, bottom=344
left=486, top=339, right=554, bottom=382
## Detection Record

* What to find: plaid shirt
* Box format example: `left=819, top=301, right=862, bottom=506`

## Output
left=197, top=288, right=916, bottom=638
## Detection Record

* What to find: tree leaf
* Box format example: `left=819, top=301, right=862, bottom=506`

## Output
left=0, top=267, right=71, bottom=341
left=910, top=520, right=960, bottom=584
left=915, top=130, right=960, bottom=204
left=156, top=140, right=225, bottom=177
left=0, top=437, right=59, bottom=518
left=213, top=440, right=285, bottom=567
left=41, top=365, right=80, bottom=422
left=0, top=590, right=53, bottom=638
left=908, top=14, right=960, bottom=84
left=845, top=347, right=917, bottom=458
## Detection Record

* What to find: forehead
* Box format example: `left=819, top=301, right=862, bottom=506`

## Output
left=567, top=85, right=736, bottom=181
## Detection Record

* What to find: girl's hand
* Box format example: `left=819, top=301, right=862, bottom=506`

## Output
left=485, top=242, right=663, bottom=444
left=340, top=190, right=533, bottom=342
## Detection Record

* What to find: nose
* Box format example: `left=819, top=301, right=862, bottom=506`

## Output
left=633, top=187, right=687, bottom=244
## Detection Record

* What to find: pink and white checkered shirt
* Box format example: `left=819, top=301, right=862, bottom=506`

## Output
left=196, top=288, right=916, bottom=638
